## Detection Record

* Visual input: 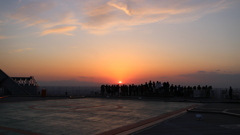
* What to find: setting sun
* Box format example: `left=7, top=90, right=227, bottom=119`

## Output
left=119, top=81, right=122, bottom=84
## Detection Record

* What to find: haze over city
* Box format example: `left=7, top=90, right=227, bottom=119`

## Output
left=1, top=0, right=240, bottom=88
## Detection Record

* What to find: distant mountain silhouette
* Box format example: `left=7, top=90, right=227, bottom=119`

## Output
left=38, top=79, right=102, bottom=86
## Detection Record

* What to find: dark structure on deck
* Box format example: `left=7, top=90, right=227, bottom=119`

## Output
left=0, top=69, right=38, bottom=96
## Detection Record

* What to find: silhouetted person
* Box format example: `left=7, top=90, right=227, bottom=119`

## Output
left=229, top=86, right=233, bottom=99
left=153, top=81, right=155, bottom=88
left=149, top=80, right=152, bottom=89
left=170, top=84, right=174, bottom=92
left=206, top=86, right=212, bottom=98
left=101, top=85, right=105, bottom=96
left=197, top=85, right=201, bottom=90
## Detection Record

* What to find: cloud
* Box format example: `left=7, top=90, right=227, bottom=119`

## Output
left=41, top=12, right=80, bottom=28
left=0, top=36, right=10, bottom=39
left=10, top=48, right=33, bottom=53
left=39, top=12, right=80, bottom=35
left=107, top=0, right=132, bottom=16
left=10, top=1, right=80, bottom=36
left=25, top=19, right=47, bottom=27
left=40, top=26, right=77, bottom=36
left=79, top=0, right=232, bottom=34
left=0, top=35, right=14, bottom=39
left=179, top=71, right=240, bottom=88
left=11, top=1, right=55, bottom=25
left=8, top=0, right=233, bottom=35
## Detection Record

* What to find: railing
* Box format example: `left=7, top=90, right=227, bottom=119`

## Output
left=212, top=88, right=240, bottom=99
left=38, top=86, right=100, bottom=96
left=36, top=86, right=240, bottom=99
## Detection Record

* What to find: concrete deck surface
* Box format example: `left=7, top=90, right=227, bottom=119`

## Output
left=132, top=103, right=240, bottom=135
left=0, top=96, right=197, bottom=135
left=0, top=96, right=239, bottom=135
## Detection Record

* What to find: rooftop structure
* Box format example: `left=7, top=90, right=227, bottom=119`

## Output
left=0, top=69, right=38, bottom=96
left=11, top=76, right=38, bottom=86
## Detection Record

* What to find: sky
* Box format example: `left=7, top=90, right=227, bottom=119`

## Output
left=0, top=0, right=240, bottom=88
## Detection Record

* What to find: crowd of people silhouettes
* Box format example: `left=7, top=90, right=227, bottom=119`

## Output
left=101, top=81, right=213, bottom=98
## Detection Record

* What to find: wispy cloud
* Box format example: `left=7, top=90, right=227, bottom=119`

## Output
left=8, top=0, right=233, bottom=35
left=0, top=35, right=12, bottom=40
left=79, top=0, right=232, bottom=34
left=10, top=1, right=55, bottom=25
left=42, top=12, right=80, bottom=28
left=10, top=48, right=33, bottom=53
left=0, top=36, right=8, bottom=39
left=179, top=70, right=240, bottom=87
left=10, top=1, right=79, bottom=36
left=41, top=26, right=77, bottom=36
left=108, top=0, right=132, bottom=16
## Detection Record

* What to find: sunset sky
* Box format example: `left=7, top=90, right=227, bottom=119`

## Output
left=1, top=0, right=240, bottom=88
